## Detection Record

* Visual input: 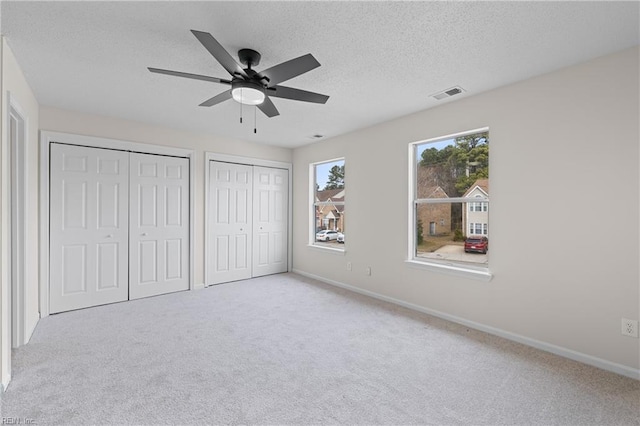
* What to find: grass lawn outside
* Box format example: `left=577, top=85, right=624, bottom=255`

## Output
left=417, top=233, right=463, bottom=253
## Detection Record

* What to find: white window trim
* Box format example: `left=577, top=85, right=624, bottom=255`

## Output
left=309, top=158, right=345, bottom=252
left=405, top=259, right=492, bottom=281
left=407, top=127, right=492, bottom=280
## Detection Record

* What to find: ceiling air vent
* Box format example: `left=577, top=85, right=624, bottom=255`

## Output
left=431, top=86, right=465, bottom=100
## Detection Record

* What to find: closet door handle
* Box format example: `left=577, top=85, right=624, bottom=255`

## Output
left=106, top=234, right=113, bottom=238
left=142, top=232, right=148, bottom=236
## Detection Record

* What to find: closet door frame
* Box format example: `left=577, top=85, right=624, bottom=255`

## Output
left=204, top=152, right=292, bottom=286
left=40, top=131, right=195, bottom=318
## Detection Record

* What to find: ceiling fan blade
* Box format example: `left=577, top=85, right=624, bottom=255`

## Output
left=199, top=90, right=232, bottom=107
left=190, top=30, right=248, bottom=79
left=148, top=67, right=231, bottom=85
left=268, top=85, right=329, bottom=104
left=259, top=54, right=320, bottom=86
left=257, top=96, right=280, bottom=118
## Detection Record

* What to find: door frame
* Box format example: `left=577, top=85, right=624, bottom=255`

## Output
left=204, top=152, right=292, bottom=286
left=7, top=94, right=28, bottom=347
left=40, top=131, right=195, bottom=317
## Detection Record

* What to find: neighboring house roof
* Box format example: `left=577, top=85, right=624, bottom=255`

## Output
left=425, top=186, right=448, bottom=199
left=318, top=204, right=343, bottom=215
left=316, top=188, right=344, bottom=216
left=317, top=188, right=345, bottom=214
left=463, top=178, right=489, bottom=198
left=417, top=184, right=449, bottom=199
left=316, top=188, right=345, bottom=202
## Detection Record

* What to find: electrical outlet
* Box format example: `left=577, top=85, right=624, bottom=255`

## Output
left=621, top=318, right=638, bottom=338
left=365, top=267, right=371, bottom=276
left=346, top=262, right=352, bottom=271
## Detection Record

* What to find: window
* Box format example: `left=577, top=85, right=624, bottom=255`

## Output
left=311, top=159, right=345, bottom=249
left=469, top=203, right=488, bottom=212
left=469, top=197, right=488, bottom=212
left=410, top=128, right=489, bottom=270
left=469, top=222, right=486, bottom=235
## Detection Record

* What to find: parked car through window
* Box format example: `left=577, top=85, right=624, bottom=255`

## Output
left=316, top=230, right=339, bottom=242
left=464, top=236, right=488, bottom=254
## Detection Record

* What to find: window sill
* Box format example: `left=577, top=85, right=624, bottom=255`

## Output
left=405, top=259, right=492, bottom=282
left=307, top=244, right=346, bottom=255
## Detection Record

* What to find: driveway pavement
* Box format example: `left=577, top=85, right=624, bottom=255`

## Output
left=417, top=244, right=487, bottom=265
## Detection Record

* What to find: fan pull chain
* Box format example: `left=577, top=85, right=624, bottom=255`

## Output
left=254, top=105, right=257, bottom=134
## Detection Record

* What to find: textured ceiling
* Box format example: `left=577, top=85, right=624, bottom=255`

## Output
left=1, top=1, right=638, bottom=148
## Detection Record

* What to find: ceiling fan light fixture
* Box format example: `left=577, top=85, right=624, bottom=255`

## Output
left=231, top=81, right=265, bottom=105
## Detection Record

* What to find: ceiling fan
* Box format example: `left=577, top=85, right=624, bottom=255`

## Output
left=148, top=30, right=329, bottom=118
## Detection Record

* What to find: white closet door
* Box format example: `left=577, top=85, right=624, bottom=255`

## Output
left=208, top=161, right=253, bottom=284
left=49, top=144, right=129, bottom=314
left=129, top=153, right=189, bottom=299
left=252, top=166, right=289, bottom=277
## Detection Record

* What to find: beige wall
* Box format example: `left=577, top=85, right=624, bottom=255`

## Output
left=292, top=47, right=640, bottom=375
left=39, top=106, right=293, bottom=288
left=1, top=38, right=40, bottom=388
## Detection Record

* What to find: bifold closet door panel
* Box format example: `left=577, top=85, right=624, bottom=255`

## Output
left=129, top=153, right=189, bottom=299
left=49, top=144, right=130, bottom=314
left=208, top=161, right=253, bottom=285
left=252, top=166, right=289, bottom=277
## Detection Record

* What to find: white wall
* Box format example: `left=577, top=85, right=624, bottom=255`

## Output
left=292, top=47, right=640, bottom=376
left=39, top=106, right=293, bottom=288
left=0, top=33, right=6, bottom=390
left=0, top=37, right=40, bottom=388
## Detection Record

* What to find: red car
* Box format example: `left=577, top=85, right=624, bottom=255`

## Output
left=464, top=236, right=488, bottom=254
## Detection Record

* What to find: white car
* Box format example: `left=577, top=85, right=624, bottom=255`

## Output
left=316, top=230, right=339, bottom=241
left=337, top=233, right=344, bottom=243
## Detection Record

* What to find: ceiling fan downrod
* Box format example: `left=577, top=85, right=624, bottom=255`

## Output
left=238, top=48, right=261, bottom=70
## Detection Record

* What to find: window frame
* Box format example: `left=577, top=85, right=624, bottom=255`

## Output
left=407, top=128, right=492, bottom=281
left=309, top=158, right=346, bottom=253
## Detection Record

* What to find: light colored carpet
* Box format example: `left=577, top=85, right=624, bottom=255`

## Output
left=2, top=273, right=639, bottom=425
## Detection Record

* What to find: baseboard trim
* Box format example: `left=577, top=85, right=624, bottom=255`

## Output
left=25, top=313, right=40, bottom=344
left=194, top=282, right=205, bottom=290
left=1, top=374, right=11, bottom=392
left=292, top=269, right=640, bottom=380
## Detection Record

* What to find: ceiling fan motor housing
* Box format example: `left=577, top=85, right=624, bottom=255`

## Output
left=238, top=48, right=261, bottom=68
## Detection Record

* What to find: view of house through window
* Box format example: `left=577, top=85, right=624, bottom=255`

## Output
left=413, top=129, right=489, bottom=266
left=312, top=159, right=345, bottom=248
